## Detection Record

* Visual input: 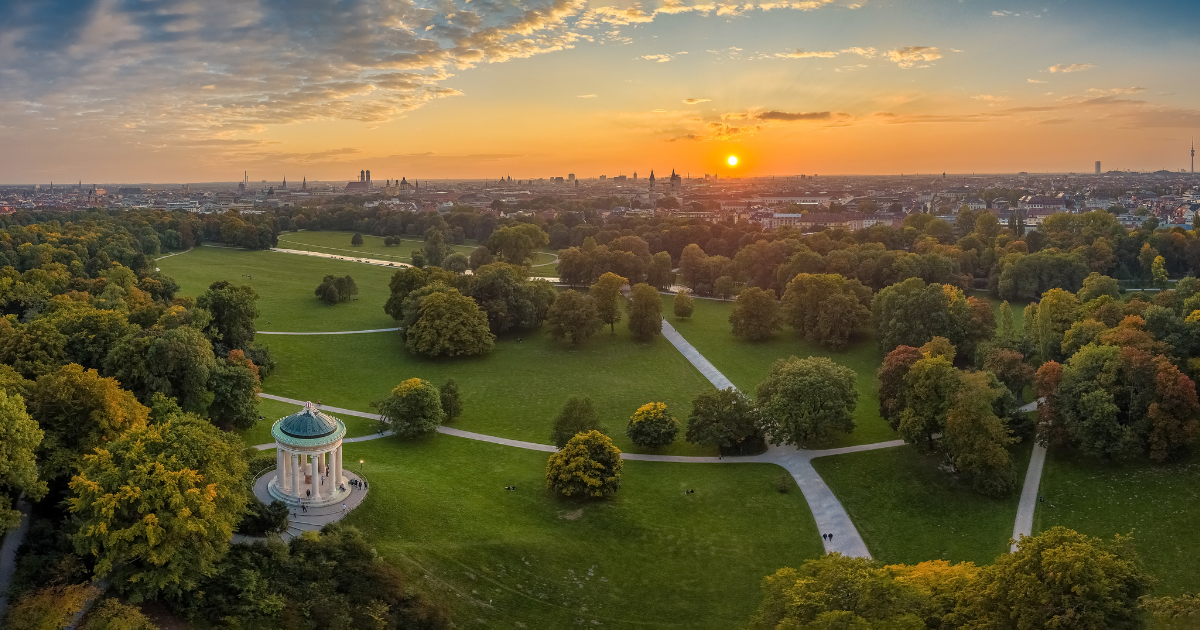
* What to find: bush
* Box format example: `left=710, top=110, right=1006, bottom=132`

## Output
left=237, top=499, right=290, bottom=536
left=83, top=597, right=159, bottom=630
left=545, top=430, right=622, bottom=498
left=351, top=232, right=364, bottom=246
left=550, top=396, right=605, bottom=448
left=375, top=378, right=444, bottom=437
left=626, top=402, right=679, bottom=448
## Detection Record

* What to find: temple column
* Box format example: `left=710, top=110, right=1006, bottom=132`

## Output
left=291, top=453, right=301, bottom=499
left=318, top=451, right=326, bottom=475
left=310, top=455, right=321, bottom=499
left=275, top=449, right=284, bottom=488
left=334, top=444, right=343, bottom=487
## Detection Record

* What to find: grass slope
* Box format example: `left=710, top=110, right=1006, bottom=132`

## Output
left=262, top=328, right=715, bottom=455
left=1034, top=449, right=1200, bottom=595
left=812, top=442, right=1033, bottom=565
left=158, top=246, right=398, bottom=332
left=666, top=296, right=896, bottom=447
left=342, top=435, right=822, bottom=629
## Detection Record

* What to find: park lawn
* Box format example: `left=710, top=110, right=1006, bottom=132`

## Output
left=158, top=246, right=398, bottom=332
left=1033, top=448, right=1200, bottom=595
left=812, top=441, right=1034, bottom=565
left=972, top=290, right=1030, bottom=334
left=667, top=296, right=896, bottom=447
left=341, top=434, right=822, bottom=629
left=277, top=229, right=558, bottom=269
left=261, top=326, right=717, bottom=456
left=238, top=396, right=380, bottom=448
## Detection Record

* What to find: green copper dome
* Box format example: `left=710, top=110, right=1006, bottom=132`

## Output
left=279, top=406, right=338, bottom=438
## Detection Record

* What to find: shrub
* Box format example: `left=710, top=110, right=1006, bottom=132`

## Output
left=626, top=402, right=679, bottom=448
left=550, top=396, right=605, bottom=448
left=673, top=290, right=694, bottom=319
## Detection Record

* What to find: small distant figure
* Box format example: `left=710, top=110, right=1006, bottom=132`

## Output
left=828, top=533, right=834, bottom=543
left=504, top=485, right=517, bottom=491
left=306, top=490, right=310, bottom=498
left=341, top=503, right=347, bottom=513
left=301, top=503, right=308, bottom=513
left=684, top=489, right=695, bottom=495
left=822, top=533, right=829, bottom=542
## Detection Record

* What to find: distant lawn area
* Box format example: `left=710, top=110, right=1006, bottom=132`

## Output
left=1034, top=449, right=1200, bottom=595
left=812, top=441, right=1033, bottom=565
left=158, top=246, right=398, bottom=332
left=239, top=396, right=379, bottom=448
left=276, top=230, right=559, bottom=271
left=262, top=327, right=715, bottom=455
left=342, top=434, right=822, bottom=629
left=667, top=296, right=896, bottom=447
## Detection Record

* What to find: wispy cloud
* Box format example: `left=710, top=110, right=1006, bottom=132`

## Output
left=887, top=46, right=943, bottom=69
left=577, top=94, right=598, bottom=98
left=1028, top=79, right=1047, bottom=84
left=1049, top=63, right=1095, bottom=73
left=641, top=54, right=676, bottom=62
left=972, top=94, right=1010, bottom=103
left=683, top=98, right=711, bottom=104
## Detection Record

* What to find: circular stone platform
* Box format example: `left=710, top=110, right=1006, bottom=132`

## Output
left=254, top=468, right=370, bottom=518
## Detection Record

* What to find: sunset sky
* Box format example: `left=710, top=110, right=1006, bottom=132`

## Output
left=2, top=0, right=1198, bottom=183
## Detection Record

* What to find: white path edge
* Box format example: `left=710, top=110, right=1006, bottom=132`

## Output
left=258, top=328, right=400, bottom=335
left=1010, top=398, right=1045, bottom=551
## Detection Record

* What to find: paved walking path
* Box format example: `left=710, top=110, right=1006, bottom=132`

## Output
left=272, top=247, right=414, bottom=269
left=233, top=470, right=372, bottom=544
left=0, top=498, right=31, bottom=619
left=258, top=328, right=400, bottom=335
left=1010, top=398, right=1045, bottom=551
left=660, top=319, right=737, bottom=391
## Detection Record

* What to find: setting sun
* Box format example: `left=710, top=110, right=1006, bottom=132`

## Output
left=727, top=155, right=738, bottom=167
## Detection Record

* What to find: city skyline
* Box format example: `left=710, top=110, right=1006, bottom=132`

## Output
left=2, top=0, right=1198, bottom=182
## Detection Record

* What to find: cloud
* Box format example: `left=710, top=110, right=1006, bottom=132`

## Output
left=1086, top=87, right=1145, bottom=96
left=577, top=94, right=597, bottom=98
left=683, top=98, right=710, bottom=104
left=1028, top=79, right=1047, bottom=84
left=1049, top=63, right=1095, bottom=73
left=641, top=54, right=675, bottom=62
left=887, top=46, right=942, bottom=68
left=755, top=110, right=835, bottom=121
left=972, top=95, right=1010, bottom=103
left=776, top=49, right=839, bottom=58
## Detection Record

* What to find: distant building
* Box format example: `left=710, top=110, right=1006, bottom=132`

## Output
left=345, top=169, right=372, bottom=193
left=1095, top=161, right=1102, bottom=175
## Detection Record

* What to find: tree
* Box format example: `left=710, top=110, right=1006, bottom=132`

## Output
left=685, top=388, right=762, bottom=451
left=208, top=350, right=261, bottom=429
left=466, top=263, right=557, bottom=334
left=627, top=283, right=662, bottom=341
left=410, top=250, right=426, bottom=268
left=405, top=288, right=495, bottom=357
left=626, top=401, right=679, bottom=448
left=781, top=273, right=872, bottom=350
left=550, top=396, right=604, bottom=448
left=197, top=281, right=259, bottom=352
left=487, top=224, right=549, bottom=264
left=351, top=232, right=364, bottom=246
left=375, top=378, right=445, bottom=437
left=4, top=583, right=99, bottom=630
left=30, top=364, right=150, bottom=481
left=0, top=391, right=46, bottom=531
left=756, top=356, right=858, bottom=446
left=944, top=371, right=1018, bottom=496
left=673, top=290, right=694, bottom=319
left=82, top=597, right=159, bottom=630
left=961, top=527, right=1150, bottom=629
left=315, top=275, right=358, bottom=305
left=545, top=430, right=622, bottom=498
left=982, top=347, right=1034, bottom=404
left=422, top=228, right=451, bottom=268
left=1153, top=255, right=1169, bottom=289
left=384, top=267, right=429, bottom=320
left=647, top=251, right=675, bottom=289
left=1139, top=242, right=1160, bottom=282
left=726, top=286, right=781, bottom=342
left=546, top=289, right=602, bottom=345
left=1078, top=272, right=1120, bottom=303
left=872, top=278, right=972, bottom=353
left=468, top=246, right=494, bottom=271
left=1031, top=288, right=1081, bottom=363
left=590, top=272, right=626, bottom=333
left=440, top=378, right=463, bottom=422
left=898, top=355, right=960, bottom=449
left=442, top=252, right=469, bottom=274
left=878, top=345, right=924, bottom=428
left=713, top=276, right=737, bottom=300
left=69, top=415, right=248, bottom=601
left=997, top=300, right=1015, bottom=341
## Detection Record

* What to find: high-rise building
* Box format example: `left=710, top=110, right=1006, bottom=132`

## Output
left=1095, top=161, right=1101, bottom=175
left=1191, top=138, right=1195, bottom=174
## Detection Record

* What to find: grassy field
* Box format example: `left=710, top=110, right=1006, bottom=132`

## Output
left=342, top=434, right=822, bottom=629
left=812, top=441, right=1033, bottom=565
left=238, top=396, right=380, bottom=448
left=1033, top=449, right=1200, bottom=595
left=667, top=296, right=896, bottom=447
left=158, top=246, right=399, bottom=332
left=261, top=327, right=715, bottom=455
left=276, top=230, right=559, bottom=273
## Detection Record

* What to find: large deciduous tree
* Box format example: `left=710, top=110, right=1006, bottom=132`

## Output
left=898, top=355, right=960, bottom=449
left=197, top=281, right=259, bottom=352
left=878, top=345, right=924, bottom=428
left=625, top=401, right=679, bottom=449
left=730, top=287, right=782, bottom=341
left=685, top=388, right=762, bottom=452
left=466, top=263, right=556, bottom=334
left=626, top=283, right=662, bottom=341
left=781, top=273, right=872, bottom=349
left=545, top=430, right=622, bottom=498
left=673, top=290, right=694, bottom=319
left=69, top=415, right=248, bottom=602
left=872, top=277, right=973, bottom=353
left=756, top=356, right=857, bottom=446
left=546, top=289, right=602, bottom=345
left=0, top=391, right=46, bottom=531
left=590, top=272, right=627, bottom=333
left=404, top=288, right=495, bottom=357
left=487, top=224, right=549, bottom=265
left=550, top=396, right=605, bottom=448
left=944, top=371, right=1018, bottom=496
left=375, top=378, right=445, bottom=437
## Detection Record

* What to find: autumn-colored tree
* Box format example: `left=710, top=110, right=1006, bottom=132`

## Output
left=30, top=364, right=150, bottom=480
left=626, top=401, right=680, bottom=449
left=756, top=356, right=857, bottom=446
left=589, top=272, right=627, bottom=333
left=1078, top=272, right=1121, bottom=303
left=4, top=583, right=99, bottom=630
left=208, top=349, right=261, bottom=429
left=962, top=296, right=996, bottom=361
left=546, top=289, right=602, bottom=345
left=1031, top=288, right=1081, bottom=363
left=878, top=345, right=924, bottom=428
left=375, top=378, right=445, bottom=437
left=69, top=415, right=248, bottom=601
left=1138, top=243, right=1160, bottom=281
left=898, top=355, right=960, bottom=449
left=1034, top=360, right=1063, bottom=444
left=626, top=283, right=662, bottom=341
left=673, top=290, right=694, bottom=319
left=83, top=598, right=160, bottom=630
left=1146, top=355, right=1200, bottom=462
left=545, top=430, right=622, bottom=498
left=919, top=336, right=956, bottom=361
left=730, top=287, right=782, bottom=341
left=982, top=347, right=1035, bottom=404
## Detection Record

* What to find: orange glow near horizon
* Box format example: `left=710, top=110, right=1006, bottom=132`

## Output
left=727, top=155, right=739, bottom=167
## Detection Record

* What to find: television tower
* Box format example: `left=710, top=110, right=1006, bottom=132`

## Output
left=1191, top=137, right=1195, bottom=174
